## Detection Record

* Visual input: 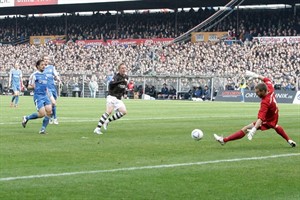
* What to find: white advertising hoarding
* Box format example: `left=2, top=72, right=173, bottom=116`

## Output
left=58, top=0, right=138, bottom=4
left=293, top=91, right=300, bottom=104
left=254, top=36, right=300, bottom=44
left=0, top=0, right=138, bottom=7
left=0, top=0, right=14, bottom=8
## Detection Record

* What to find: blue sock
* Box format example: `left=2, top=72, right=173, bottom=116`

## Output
left=15, top=96, right=19, bottom=105
left=42, top=116, right=50, bottom=130
left=27, top=113, right=38, bottom=120
left=52, top=106, right=57, bottom=119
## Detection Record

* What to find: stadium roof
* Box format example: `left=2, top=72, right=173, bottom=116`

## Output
left=0, top=0, right=298, bottom=16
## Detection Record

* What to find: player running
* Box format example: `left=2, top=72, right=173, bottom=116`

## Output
left=8, top=62, right=23, bottom=107
left=43, top=56, right=61, bottom=125
left=214, top=70, right=297, bottom=147
left=94, top=63, right=128, bottom=135
left=22, top=60, right=52, bottom=134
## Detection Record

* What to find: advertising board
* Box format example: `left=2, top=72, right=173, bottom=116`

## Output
left=254, top=36, right=300, bottom=44
left=293, top=91, right=300, bottom=104
left=0, top=0, right=138, bottom=7
left=0, top=0, right=14, bottom=7
left=215, top=90, right=296, bottom=104
left=15, top=0, right=58, bottom=7
left=75, top=38, right=173, bottom=46
left=191, top=32, right=227, bottom=43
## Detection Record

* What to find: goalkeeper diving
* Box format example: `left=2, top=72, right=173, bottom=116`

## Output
left=214, top=70, right=297, bottom=147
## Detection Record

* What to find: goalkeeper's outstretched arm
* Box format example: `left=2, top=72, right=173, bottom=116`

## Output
left=245, top=70, right=264, bottom=80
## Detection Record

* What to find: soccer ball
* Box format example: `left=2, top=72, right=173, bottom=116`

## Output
left=191, top=129, right=204, bottom=141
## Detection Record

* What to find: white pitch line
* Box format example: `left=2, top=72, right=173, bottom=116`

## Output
left=1, top=153, right=299, bottom=182
left=0, top=115, right=241, bottom=125
left=0, top=114, right=299, bottom=125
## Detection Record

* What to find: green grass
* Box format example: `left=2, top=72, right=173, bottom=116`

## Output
left=0, top=96, right=299, bottom=200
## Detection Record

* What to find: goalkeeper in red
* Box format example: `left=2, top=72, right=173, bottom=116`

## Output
left=214, top=70, right=297, bottom=147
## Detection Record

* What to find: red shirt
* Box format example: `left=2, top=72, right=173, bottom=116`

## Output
left=257, top=78, right=278, bottom=129
left=127, top=82, right=134, bottom=91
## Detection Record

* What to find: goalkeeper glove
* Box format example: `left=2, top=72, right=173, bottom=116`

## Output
left=245, top=70, right=259, bottom=78
left=247, top=127, right=257, bottom=140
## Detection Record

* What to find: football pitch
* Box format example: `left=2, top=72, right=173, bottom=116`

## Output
left=0, top=96, right=299, bottom=200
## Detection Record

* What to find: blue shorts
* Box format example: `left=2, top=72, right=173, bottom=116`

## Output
left=12, top=84, right=21, bottom=93
left=49, top=88, right=58, bottom=100
left=34, top=95, right=51, bottom=111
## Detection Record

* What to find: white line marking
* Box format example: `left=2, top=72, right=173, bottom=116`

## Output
left=0, top=114, right=298, bottom=125
left=0, top=116, right=238, bottom=125
left=1, top=153, right=299, bottom=182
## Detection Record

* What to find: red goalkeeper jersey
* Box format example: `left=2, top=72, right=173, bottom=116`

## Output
left=257, top=77, right=278, bottom=129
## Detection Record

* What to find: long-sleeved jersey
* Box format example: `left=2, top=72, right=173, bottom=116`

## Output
left=257, top=77, right=278, bottom=128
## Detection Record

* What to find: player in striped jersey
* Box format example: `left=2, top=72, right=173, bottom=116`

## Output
left=94, top=63, right=128, bottom=135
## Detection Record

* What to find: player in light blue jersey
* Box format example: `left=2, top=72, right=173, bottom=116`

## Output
left=8, top=62, right=23, bottom=107
left=22, top=60, right=52, bottom=134
left=43, top=56, right=61, bottom=125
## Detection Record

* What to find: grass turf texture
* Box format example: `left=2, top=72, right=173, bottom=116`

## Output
left=0, top=96, right=299, bottom=200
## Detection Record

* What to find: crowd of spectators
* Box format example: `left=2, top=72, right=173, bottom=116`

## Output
left=0, top=40, right=299, bottom=94
left=0, top=8, right=299, bottom=43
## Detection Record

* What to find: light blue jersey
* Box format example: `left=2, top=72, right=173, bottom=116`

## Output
left=44, top=65, right=59, bottom=99
left=9, top=68, right=22, bottom=92
left=29, top=71, right=51, bottom=110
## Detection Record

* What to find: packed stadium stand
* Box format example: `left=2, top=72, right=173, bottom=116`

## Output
left=1, top=8, right=299, bottom=43
left=0, top=0, right=299, bottom=97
